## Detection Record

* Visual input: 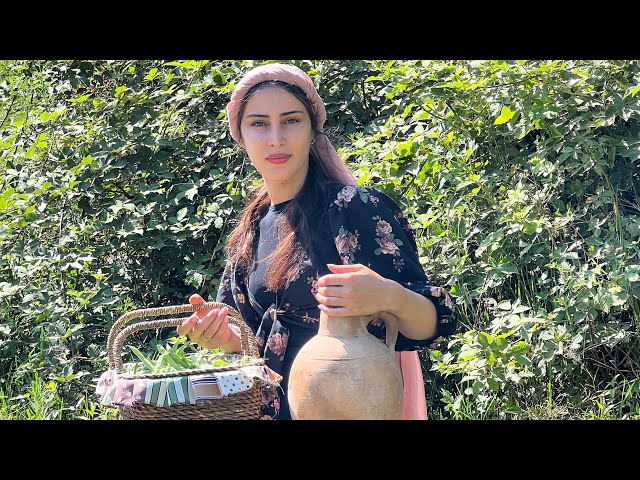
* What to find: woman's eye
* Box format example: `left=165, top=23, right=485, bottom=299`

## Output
left=251, top=120, right=267, bottom=127
left=284, top=118, right=300, bottom=124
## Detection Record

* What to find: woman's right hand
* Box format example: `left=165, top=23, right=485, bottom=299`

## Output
left=176, top=294, right=240, bottom=353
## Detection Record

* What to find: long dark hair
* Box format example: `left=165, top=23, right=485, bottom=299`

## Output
left=225, top=80, right=345, bottom=291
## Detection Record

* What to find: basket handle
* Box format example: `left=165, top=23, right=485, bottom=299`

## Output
left=107, top=302, right=258, bottom=372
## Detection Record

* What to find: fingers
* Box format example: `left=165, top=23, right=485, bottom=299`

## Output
left=193, top=307, right=230, bottom=348
left=314, top=291, right=344, bottom=308
left=317, top=285, right=350, bottom=298
left=189, top=293, right=204, bottom=304
left=206, top=319, right=233, bottom=348
left=315, top=284, right=351, bottom=310
left=201, top=306, right=230, bottom=342
left=176, top=316, right=195, bottom=336
left=189, top=293, right=211, bottom=317
left=317, top=274, right=347, bottom=287
left=327, top=263, right=363, bottom=274
left=177, top=293, right=211, bottom=337
left=318, top=264, right=365, bottom=286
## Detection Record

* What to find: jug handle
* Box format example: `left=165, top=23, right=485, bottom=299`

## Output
left=369, top=311, right=399, bottom=354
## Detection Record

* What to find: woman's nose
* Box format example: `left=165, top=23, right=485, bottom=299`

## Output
left=268, top=125, right=285, bottom=146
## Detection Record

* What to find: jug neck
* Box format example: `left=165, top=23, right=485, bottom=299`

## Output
left=318, top=311, right=370, bottom=338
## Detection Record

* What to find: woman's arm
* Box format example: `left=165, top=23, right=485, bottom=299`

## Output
left=321, top=184, right=457, bottom=348
left=315, top=263, right=437, bottom=341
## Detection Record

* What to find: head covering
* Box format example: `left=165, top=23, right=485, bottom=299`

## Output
left=226, top=62, right=428, bottom=420
left=226, top=63, right=355, bottom=185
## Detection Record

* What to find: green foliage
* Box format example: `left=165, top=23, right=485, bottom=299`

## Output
left=1, top=60, right=639, bottom=419
left=124, top=335, right=250, bottom=374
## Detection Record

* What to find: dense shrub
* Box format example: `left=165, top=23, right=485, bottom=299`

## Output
left=1, top=60, right=638, bottom=419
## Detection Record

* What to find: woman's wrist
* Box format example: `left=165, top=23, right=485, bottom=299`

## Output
left=383, top=278, right=404, bottom=316
left=383, top=278, right=438, bottom=339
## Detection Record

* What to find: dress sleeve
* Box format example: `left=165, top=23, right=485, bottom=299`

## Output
left=327, top=184, right=457, bottom=350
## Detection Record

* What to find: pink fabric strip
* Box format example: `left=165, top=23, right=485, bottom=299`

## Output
left=395, top=351, right=428, bottom=420
left=227, top=63, right=428, bottom=420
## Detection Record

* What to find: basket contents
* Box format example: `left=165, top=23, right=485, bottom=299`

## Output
left=96, top=360, right=277, bottom=408
left=124, top=336, right=253, bottom=375
left=95, top=301, right=282, bottom=419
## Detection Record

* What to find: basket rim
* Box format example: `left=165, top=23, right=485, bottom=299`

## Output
left=108, top=301, right=259, bottom=372
left=114, top=357, right=268, bottom=381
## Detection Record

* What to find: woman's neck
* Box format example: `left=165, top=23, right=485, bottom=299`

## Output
left=264, top=175, right=306, bottom=205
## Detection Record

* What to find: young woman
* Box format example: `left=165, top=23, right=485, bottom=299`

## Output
left=177, top=63, right=457, bottom=419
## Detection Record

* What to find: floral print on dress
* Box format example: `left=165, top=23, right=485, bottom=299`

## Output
left=235, top=290, right=245, bottom=304
left=260, top=392, right=280, bottom=420
left=373, top=215, right=404, bottom=259
left=375, top=219, right=393, bottom=238
left=429, top=336, right=447, bottom=349
left=266, top=332, right=288, bottom=360
left=333, top=185, right=358, bottom=208
left=307, top=275, right=319, bottom=294
left=429, top=286, right=456, bottom=316
left=392, top=258, right=405, bottom=273
left=335, top=226, right=360, bottom=264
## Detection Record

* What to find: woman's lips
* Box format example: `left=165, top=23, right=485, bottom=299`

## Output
left=267, top=154, right=291, bottom=164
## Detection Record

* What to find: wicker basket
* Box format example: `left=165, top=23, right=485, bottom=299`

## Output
left=104, top=301, right=279, bottom=420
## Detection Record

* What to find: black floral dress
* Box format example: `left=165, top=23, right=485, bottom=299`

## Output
left=216, top=182, right=456, bottom=419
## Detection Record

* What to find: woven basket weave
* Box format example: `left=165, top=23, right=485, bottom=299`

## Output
left=106, top=301, right=278, bottom=420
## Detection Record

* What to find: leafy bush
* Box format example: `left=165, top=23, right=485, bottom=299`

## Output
left=1, top=59, right=638, bottom=419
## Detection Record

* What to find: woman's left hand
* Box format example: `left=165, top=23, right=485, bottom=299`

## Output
left=315, top=263, right=396, bottom=317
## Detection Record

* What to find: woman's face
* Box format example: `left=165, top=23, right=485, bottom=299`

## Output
left=239, top=86, right=314, bottom=199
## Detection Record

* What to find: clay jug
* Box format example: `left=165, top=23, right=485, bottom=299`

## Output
left=287, top=311, right=403, bottom=420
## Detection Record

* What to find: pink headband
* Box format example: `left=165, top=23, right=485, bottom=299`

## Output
left=226, top=63, right=355, bottom=185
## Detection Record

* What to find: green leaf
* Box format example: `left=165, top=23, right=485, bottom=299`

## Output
left=497, top=301, right=512, bottom=310
left=494, top=105, right=516, bottom=125
left=69, top=94, right=91, bottom=103
left=628, top=85, right=640, bottom=97
left=128, top=346, right=156, bottom=372
left=185, top=186, right=199, bottom=201
left=176, top=207, right=188, bottom=222
left=0, top=282, right=23, bottom=297
left=478, top=331, right=492, bottom=347
left=145, top=68, right=159, bottom=81
left=514, top=354, right=532, bottom=367
left=487, top=377, right=500, bottom=392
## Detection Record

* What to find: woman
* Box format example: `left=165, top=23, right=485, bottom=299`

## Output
left=177, top=62, right=457, bottom=419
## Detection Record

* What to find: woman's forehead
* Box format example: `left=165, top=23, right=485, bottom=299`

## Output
left=243, top=85, right=307, bottom=114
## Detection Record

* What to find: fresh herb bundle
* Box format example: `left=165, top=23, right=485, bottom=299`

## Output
left=123, top=335, right=252, bottom=375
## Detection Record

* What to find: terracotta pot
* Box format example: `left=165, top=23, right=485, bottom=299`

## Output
left=288, top=311, right=403, bottom=420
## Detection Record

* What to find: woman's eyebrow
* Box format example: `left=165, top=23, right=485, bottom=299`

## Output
left=280, top=110, right=304, bottom=116
left=245, top=110, right=305, bottom=118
